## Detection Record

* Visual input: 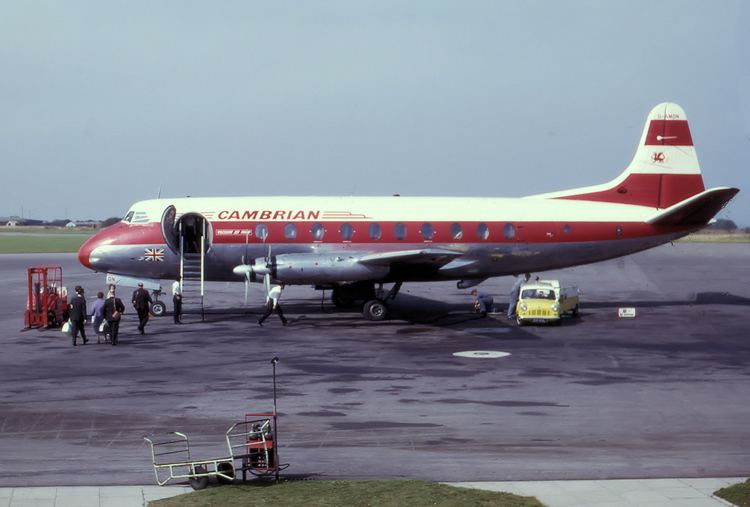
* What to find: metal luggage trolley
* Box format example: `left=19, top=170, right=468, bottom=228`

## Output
left=227, top=413, right=283, bottom=482
left=144, top=414, right=283, bottom=490
left=143, top=431, right=236, bottom=490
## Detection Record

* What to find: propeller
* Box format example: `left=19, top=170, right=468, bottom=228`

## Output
left=232, top=229, right=274, bottom=305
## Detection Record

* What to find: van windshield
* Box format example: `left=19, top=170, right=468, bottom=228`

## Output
left=521, top=288, right=556, bottom=300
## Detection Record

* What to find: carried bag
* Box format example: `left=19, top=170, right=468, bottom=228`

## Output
left=110, top=299, right=122, bottom=321
left=99, top=321, right=109, bottom=333
left=61, top=321, right=72, bottom=336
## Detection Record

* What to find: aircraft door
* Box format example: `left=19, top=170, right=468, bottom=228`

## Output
left=178, top=213, right=210, bottom=254
left=161, top=205, right=179, bottom=252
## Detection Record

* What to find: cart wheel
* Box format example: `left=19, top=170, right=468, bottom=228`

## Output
left=217, top=462, right=235, bottom=485
left=151, top=301, right=166, bottom=317
left=189, top=465, right=209, bottom=490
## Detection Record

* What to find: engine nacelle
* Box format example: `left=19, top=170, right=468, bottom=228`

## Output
left=255, top=254, right=389, bottom=284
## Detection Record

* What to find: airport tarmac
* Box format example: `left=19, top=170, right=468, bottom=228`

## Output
left=0, top=242, right=748, bottom=487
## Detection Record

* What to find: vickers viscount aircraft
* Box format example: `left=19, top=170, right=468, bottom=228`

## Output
left=78, top=103, right=738, bottom=320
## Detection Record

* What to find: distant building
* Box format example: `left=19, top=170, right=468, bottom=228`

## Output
left=65, top=221, right=77, bottom=228
left=73, top=220, right=102, bottom=228
left=2, top=216, right=22, bottom=227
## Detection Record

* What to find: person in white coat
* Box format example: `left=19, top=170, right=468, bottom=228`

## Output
left=258, top=284, right=288, bottom=326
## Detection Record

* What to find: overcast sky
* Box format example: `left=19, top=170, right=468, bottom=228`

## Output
left=1, top=1, right=748, bottom=224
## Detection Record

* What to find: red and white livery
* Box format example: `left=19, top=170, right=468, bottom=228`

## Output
left=78, top=103, right=738, bottom=320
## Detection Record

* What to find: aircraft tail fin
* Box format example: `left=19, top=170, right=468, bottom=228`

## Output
left=535, top=103, right=706, bottom=209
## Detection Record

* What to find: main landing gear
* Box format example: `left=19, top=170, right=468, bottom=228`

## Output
left=331, top=282, right=402, bottom=321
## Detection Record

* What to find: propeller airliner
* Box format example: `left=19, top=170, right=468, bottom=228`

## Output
left=78, top=103, right=739, bottom=320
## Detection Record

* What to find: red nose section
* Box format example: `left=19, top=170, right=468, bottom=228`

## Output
left=78, top=233, right=99, bottom=270
left=78, top=222, right=127, bottom=270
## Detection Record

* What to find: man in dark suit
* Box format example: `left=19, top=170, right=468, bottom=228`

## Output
left=104, top=288, right=125, bottom=345
left=131, top=283, right=153, bottom=335
left=69, top=286, right=88, bottom=346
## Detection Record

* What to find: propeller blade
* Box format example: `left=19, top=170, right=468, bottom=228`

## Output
left=244, top=277, right=249, bottom=306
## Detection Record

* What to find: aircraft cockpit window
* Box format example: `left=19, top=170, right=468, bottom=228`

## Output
left=369, top=223, right=382, bottom=240
left=122, top=211, right=134, bottom=223
left=477, top=223, right=490, bottom=240
left=420, top=223, right=435, bottom=241
left=310, top=223, right=325, bottom=241
left=340, top=223, right=354, bottom=241
left=394, top=223, right=407, bottom=240
left=284, top=223, right=297, bottom=240
left=450, top=223, right=463, bottom=240
left=503, top=223, right=516, bottom=240
left=255, top=224, right=269, bottom=241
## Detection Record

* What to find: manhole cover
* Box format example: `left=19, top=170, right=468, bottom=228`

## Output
left=453, top=350, right=511, bottom=359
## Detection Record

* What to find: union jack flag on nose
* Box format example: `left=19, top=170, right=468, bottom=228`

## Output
left=142, top=248, right=165, bottom=262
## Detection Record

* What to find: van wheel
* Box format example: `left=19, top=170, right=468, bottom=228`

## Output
left=572, top=305, right=580, bottom=317
left=516, top=316, right=524, bottom=326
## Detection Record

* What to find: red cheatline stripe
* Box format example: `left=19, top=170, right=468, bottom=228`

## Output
left=644, top=120, right=693, bottom=146
left=81, top=219, right=694, bottom=255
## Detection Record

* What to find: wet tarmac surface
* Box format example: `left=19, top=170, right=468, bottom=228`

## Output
left=0, top=243, right=748, bottom=486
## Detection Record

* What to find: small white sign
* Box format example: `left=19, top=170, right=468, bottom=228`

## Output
left=453, top=351, right=511, bottom=359
left=618, top=307, right=637, bottom=318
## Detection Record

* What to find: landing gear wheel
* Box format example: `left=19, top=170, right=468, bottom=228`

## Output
left=189, top=465, right=209, bottom=490
left=217, top=462, right=235, bottom=485
left=151, top=301, right=166, bottom=317
left=363, top=299, right=388, bottom=321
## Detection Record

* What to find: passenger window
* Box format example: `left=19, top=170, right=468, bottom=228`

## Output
left=369, top=223, right=382, bottom=240
left=563, top=224, right=571, bottom=234
left=420, top=223, right=435, bottom=241
left=616, top=225, right=623, bottom=237
left=394, top=223, right=407, bottom=240
left=340, top=223, right=353, bottom=241
left=310, top=223, right=325, bottom=241
left=284, top=223, right=297, bottom=240
left=477, top=223, right=490, bottom=240
left=450, top=223, right=463, bottom=240
left=255, top=224, right=269, bottom=241
left=503, top=223, right=516, bottom=240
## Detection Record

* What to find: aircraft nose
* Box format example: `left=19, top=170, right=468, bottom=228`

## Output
left=78, top=233, right=99, bottom=270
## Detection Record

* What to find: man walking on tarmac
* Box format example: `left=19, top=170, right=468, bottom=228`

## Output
left=69, top=286, right=88, bottom=346
left=132, top=283, right=153, bottom=335
left=258, top=284, right=288, bottom=326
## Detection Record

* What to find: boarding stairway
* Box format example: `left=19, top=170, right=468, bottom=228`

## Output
left=180, top=252, right=205, bottom=321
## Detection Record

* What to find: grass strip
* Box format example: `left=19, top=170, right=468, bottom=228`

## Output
left=715, top=479, right=750, bottom=506
left=679, top=232, right=750, bottom=243
left=150, top=480, right=543, bottom=507
left=0, top=235, right=92, bottom=253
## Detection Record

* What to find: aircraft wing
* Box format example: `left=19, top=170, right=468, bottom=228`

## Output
left=646, top=187, right=740, bottom=226
left=358, top=248, right=464, bottom=266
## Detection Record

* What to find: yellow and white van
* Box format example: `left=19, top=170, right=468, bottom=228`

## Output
left=515, top=280, right=580, bottom=325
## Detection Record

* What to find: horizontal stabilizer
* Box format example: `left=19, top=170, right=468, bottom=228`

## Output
left=359, top=248, right=463, bottom=266
left=646, top=187, right=739, bottom=226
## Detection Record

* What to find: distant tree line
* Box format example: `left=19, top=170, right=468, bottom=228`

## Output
left=706, top=219, right=738, bottom=231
